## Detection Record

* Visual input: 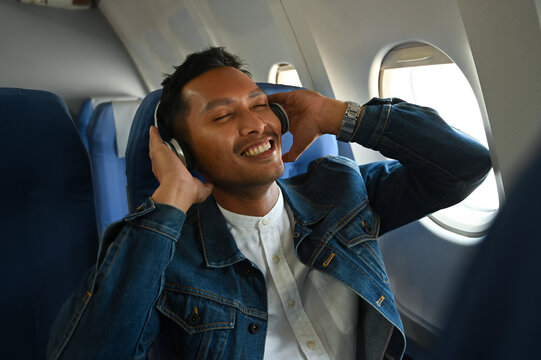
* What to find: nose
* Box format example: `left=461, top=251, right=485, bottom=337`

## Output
left=237, top=108, right=266, bottom=136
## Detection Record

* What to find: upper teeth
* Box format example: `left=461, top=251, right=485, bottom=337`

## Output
left=242, top=141, right=271, bottom=157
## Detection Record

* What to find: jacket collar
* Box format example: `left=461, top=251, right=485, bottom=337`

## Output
left=277, top=179, right=332, bottom=225
left=197, top=179, right=332, bottom=268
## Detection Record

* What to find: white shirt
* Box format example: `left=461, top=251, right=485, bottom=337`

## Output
left=217, top=188, right=359, bottom=360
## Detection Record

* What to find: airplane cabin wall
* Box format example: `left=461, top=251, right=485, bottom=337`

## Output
left=279, top=0, right=491, bottom=168
left=537, top=0, right=541, bottom=28
left=0, top=0, right=147, bottom=118
left=98, top=0, right=317, bottom=95
left=456, top=0, right=541, bottom=188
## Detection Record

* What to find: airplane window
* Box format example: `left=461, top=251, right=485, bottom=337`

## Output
left=268, top=63, right=302, bottom=87
left=379, top=42, right=499, bottom=237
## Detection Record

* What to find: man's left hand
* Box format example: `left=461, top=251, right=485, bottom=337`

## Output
left=268, top=90, right=347, bottom=162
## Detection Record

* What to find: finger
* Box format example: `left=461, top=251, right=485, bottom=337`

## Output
left=149, top=125, right=159, bottom=142
left=282, top=142, right=308, bottom=163
left=149, top=126, right=161, bottom=152
left=281, top=151, right=296, bottom=163
left=200, top=182, right=214, bottom=199
left=192, top=180, right=214, bottom=204
left=149, top=126, right=169, bottom=154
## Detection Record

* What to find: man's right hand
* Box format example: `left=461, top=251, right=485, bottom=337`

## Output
left=149, top=126, right=214, bottom=212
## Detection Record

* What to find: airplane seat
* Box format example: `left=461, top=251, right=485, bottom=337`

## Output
left=435, top=146, right=541, bottom=359
left=76, top=98, right=93, bottom=150
left=126, top=89, right=162, bottom=212
left=0, top=88, right=99, bottom=359
left=126, top=84, right=354, bottom=212
left=86, top=99, right=140, bottom=235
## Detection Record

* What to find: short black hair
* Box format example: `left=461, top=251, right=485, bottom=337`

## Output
left=157, top=47, right=251, bottom=141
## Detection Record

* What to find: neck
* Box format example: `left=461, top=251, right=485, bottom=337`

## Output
left=213, top=182, right=280, bottom=217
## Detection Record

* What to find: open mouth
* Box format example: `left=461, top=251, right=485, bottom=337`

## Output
left=241, top=139, right=274, bottom=157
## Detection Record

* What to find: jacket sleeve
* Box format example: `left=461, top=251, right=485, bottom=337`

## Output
left=47, top=197, right=185, bottom=360
left=352, top=98, right=492, bottom=235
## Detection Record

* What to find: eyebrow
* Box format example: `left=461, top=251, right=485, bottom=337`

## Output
left=201, top=88, right=266, bottom=113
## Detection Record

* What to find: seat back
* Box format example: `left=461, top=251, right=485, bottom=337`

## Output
left=87, top=99, right=140, bottom=234
left=77, top=96, right=141, bottom=152
left=126, top=84, right=353, bottom=211
left=126, top=90, right=162, bottom=212
left=0, top=88, right=99, bottom=359
left=436, top=146, right=541, bottom=359
left=76, top=98, right=93, bottom=150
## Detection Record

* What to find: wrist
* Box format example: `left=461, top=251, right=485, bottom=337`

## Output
left=152, top=182, right=193, bottom=213
left=321, top=99, right=347, bottom=135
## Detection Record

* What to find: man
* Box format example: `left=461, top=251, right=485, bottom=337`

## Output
left=48, top=47, right=491, bottom=360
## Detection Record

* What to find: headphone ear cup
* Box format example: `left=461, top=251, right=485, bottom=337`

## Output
left=269, top=103, right=289, bottom=134
left=169, top=138, right=194, bottom=171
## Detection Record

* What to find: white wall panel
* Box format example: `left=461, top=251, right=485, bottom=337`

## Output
left=0, top=1, right=146, bottom=116
left=100, top=0, right=313, bottom=90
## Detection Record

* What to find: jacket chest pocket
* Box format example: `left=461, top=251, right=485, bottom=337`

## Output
left=334, top=204, right=388, bottom=282
left=156, top=288, right=236, bottom=359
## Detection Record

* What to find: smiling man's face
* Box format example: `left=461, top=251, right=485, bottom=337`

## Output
left=181, top=66, right=284, bottom=192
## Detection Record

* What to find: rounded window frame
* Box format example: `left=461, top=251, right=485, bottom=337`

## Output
left=378, top=42, right=499, bottom=237
left=268, top=62, right=303, bottom=87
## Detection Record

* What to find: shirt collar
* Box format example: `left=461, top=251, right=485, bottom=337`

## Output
left=216, top=187, right=284, bottom=229
left=197, top=179, right=331, bottom=268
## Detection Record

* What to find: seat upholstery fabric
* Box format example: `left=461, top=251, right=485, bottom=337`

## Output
left=86, top=102, right=131, bottom=234
left=0, top=88, right=99, bottom=359
left=76, top=98, right=93, bottom=150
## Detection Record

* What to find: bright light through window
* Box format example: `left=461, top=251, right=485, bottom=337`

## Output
left=269, top=63, right=302, bottom=87
left=380, top=44, right=499, bottom=236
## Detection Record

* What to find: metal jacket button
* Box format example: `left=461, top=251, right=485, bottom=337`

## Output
left=361, top=220, right=374, bottom=235
left=238, top=261, right=256, bottom=277
left=187, top=311, right=201, bottom=327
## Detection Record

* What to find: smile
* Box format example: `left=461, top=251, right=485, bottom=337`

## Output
left=241, top=140, right=273, bottom=157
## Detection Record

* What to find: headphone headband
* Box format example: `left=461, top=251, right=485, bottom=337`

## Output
left=153, top=100, right=189, bottom=167
left=153, top=100, right=161, bottom=128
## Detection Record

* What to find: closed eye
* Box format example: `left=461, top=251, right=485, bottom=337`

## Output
left=252, top=103, right=268, bottom=110
left=214, top=113, right=233, bottom=121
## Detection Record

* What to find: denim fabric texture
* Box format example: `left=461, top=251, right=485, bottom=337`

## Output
left=47, top=98, right=491, bottom=360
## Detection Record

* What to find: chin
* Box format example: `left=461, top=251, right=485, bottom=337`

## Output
left=200, top=158, right=284, bottom=186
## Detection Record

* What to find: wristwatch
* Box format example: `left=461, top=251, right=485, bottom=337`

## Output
left=337, top=101, right=362, bottom=142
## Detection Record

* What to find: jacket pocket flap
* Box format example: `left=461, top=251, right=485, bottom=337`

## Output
left=334, top=202, right=380, bottom=247
left=157, top=289, right=236, bottom=335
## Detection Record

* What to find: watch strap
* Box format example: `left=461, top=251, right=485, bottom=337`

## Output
left=337, top=101, right=361, bottom=142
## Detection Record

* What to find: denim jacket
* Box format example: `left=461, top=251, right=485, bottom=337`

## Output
left=48, top=98, right=491, bottom=360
